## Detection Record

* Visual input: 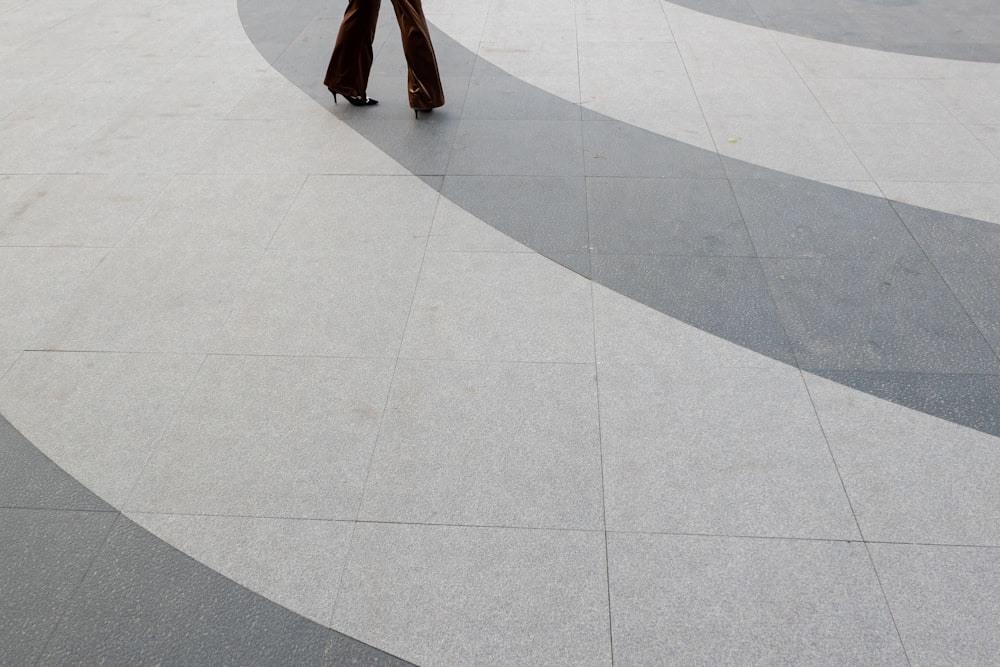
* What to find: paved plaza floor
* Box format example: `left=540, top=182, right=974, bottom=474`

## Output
left=2, top=0, right=999, bottom=664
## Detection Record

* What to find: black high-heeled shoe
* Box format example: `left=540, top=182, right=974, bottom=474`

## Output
left=329, top=88, right=378, bottom=106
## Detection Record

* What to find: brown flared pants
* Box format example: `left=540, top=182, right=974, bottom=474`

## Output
left=324, top=0, right=444, bottom=110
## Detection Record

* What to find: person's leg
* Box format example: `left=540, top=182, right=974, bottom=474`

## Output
left=324, top=0, right=382, bottom=98
left=389, top=0, right=444, bottom=109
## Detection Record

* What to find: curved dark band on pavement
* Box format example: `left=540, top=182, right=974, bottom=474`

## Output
left=240, top=0, right=1000, bottom=437
left=668, top=0, right=1000, bottom=63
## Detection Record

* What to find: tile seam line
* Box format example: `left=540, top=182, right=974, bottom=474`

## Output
left=32, top=511, right=127, bottom=667
left=576, top=10, right=614, bottom=661
left=117, top=354, right=210, bottom=513
left=771, top=31, right=884, bottom=192
left=38, top=507, right=1000, bottom=548
left=863, top=541, right=914, bottom=665
left=886, top=199, right=1000, bottom=370
left=329, top=186, right=443, bottom=623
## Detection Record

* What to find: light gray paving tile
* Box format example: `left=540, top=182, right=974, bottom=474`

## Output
left=0, top=508, right=119, bottom=665
left=213, top=245, right=423, bottom=358
left=577, top=11, right=673, bottom=42
left=805, top=373, right=1000, bottom=545
left=127, top=355, right=394, bottom=520
left=425, top=196, right=531, bottom=253
left=0, top=118, right=101, bottom=173
left=121, top=174, right=304, bottom=249
left=49, top=247, right=262, bottom=354
left=607, top=533, right=907, bottom=665
left=838, top=122, right=1000, bottom=183
left=440, top=175, right=589, bottom=257
left=268, top=175, right=438, bottom=253
left=806, top=78, right=955, bottom=125
left=400, top=251, right=595, bottom=363
left=227, top=74, right=337, bottom=122
left=81, top=118, right=215, bottom=174
left=0, top=174, right=167, bottom=248
left=360, top=359, right=603, bottom=530
left=763, top=256, right=1000, bottom=374
left=332, top=523, right=611, bottom=666
left=130, top=513, right=355, bottom=627
left=870, top=543, right=1000, bottom=666
left=713, top=117, right=872, bottom=182
left=587, top=177, right=752, bottom=257
left=922, top=78, right=1000, bottom=125
left=0, top=352, right=204, bottom=508
left=0, top=350, right=18, bottom=379
left=592, top=284, right=770, bottom=370
left=0, top=175, right=40, bottom=209
left=0, top=247, right=106, bottom=350
left=730, top=176, right=921, bottom=259
left=693, top=74, right=830, bottom=123
left=600, top=363, right=859, bottom=539
left=122, top=63, right=261, bottom=121
left=448, top=120, right=584, bottom=176
left=187, top=119, right=407, bottom=176
left=969, top=123, right=1000, bottom=159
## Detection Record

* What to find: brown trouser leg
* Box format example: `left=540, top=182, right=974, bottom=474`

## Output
left=324, top=0, right=381, bottom=99
left=325, top=0, right=445, bottom=109
left=389, top=0, right=445, bottom=109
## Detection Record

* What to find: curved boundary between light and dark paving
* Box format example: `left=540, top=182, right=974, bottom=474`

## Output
left=241, top=0, right=1000, bottom=437
left=666, top=0, right=1000, bottom=63
left=0, top=416, right=412, bottom=665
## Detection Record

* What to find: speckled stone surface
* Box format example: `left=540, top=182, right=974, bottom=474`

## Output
left=3, top=0, right=1000, bottom=663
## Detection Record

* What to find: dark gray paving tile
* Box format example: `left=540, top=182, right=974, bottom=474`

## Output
left=583, top=121, right=725, bottom=179
left=591, top=255, right=794, bottom=363
left=441, top=175, right=588, bottom=256
left=462, top=58, right=580, bottom=121
left=732, top=177, right=922, bottom=259
left=343, top=116, right=460, bottom=176
left=272, top=16, right=343, bottom=90
left=763, top=256, right=1000, bottom=374
left=0, top=416, right=110, bottom=512
left=587, top=177, right=753, bottom=256
left=870, top=544, right=1000, bottom=666
left=39, top=518, right=410, bottom=666
left=448, top=120, right=583, bottom=176
left=237, top=0, right=327, bottom=59
left=891, top=202, right=1000, bottom=265
left=933, top=261, right=1000, bottom=358
left=812, top=370, right=1000, bottom=438
left=0, top=508, right=117, bottom=664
